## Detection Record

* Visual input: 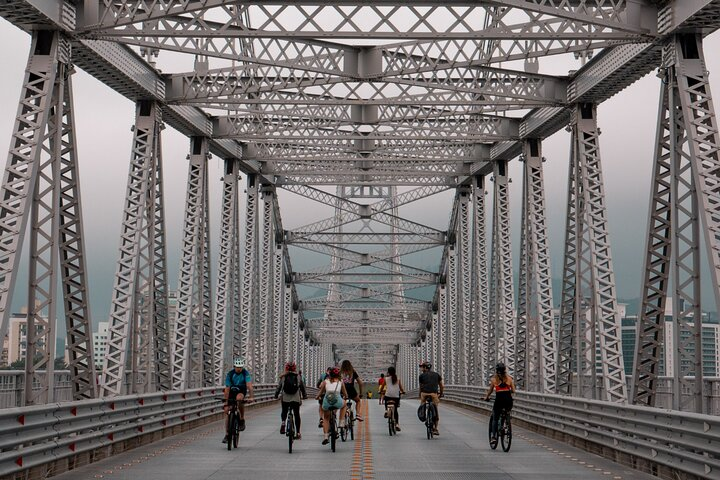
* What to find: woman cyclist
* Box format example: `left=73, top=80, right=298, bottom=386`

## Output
left=340, top=359, right=365, bottom=422
left=315, top=366, right=348, bottom=445
left=483, top=362, right=515, bottom=444
left=274, top=361, right=307, bottom=439
left=383, top=366, right=405, bottom=431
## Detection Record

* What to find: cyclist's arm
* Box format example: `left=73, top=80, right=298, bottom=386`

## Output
left=510, top=377, right=516, bottom=394
left=274, top=377, right=282, bottom=398
left=341, top=383, right=348, bottom=399
left=246, top=381, right=254, bottom=400
left=439, top=378, right=445, bottom=397
left=483, top=382, right=494, bottom=400
left=316, top=382, right=326, bottom=399
left=300, top=378, right=308, bottom=398
left=399, top=379, right=406, bottom=395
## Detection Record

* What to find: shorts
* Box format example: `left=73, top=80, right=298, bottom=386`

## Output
left=384, top=396, right=400, bottom=407
left=322, top=394, right=343, bottom=411
left=227, top=386, right=247, bottom=404
left=420, top=392, right=439, bottom=406
left=345, top=386, right=359, bottom=400
left=317, top=394, right=325, bottom=405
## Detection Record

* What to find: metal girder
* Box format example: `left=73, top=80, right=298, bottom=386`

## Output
left=472, top=175, right=491, bottom=384
left=81, top=2, right=655, bottom=39
left=171, top=137, right=213, bottom=390
left=237, top=175, right=259, bottom=367
left=556, top=104, right=626, bottom=403
left=101, top=100, right=169, bottom=397
left=518, top=140, right=556, bottom=393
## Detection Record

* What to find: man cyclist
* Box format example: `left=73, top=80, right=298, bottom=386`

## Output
left=418, top=361, right=443, bottom=436
left=483, top=362, right=515, bottom=445
left=222, top=357, right=254, bottom=443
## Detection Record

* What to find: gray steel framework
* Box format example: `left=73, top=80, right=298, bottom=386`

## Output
left=632, top=34, right=720, bottom=413
left=1, top=1, right=720, bottom=408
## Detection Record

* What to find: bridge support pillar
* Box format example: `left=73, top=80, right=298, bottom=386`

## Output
left=258, top=186, right=275, bottom=383
left=518, top=140, right=556, bottom=393
left=0, top=31, right=97, bottom=403
left=472, top=176, right=491, bottom=384
left=172, top=137, right=213, bottom=390
left=214, top=158, right=241, bottom=384
left=632, top=33, right=720, bottom=413
left=557, top=103, right=627, bottom=403
left=101, top=99, right=170, bottom=397
left=490, top=160, right=515, bottom=377
left=238, top=175, right=259, bottom=370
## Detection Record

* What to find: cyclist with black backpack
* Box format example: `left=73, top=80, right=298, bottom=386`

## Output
left=275, top=362, right=307, bottom=439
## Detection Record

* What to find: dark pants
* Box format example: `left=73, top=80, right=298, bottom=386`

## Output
left=385, top=397, right=400, bottom=423
left=490, top=394, right=513, bottom=438
left=281, top=401, right=301, bottom=432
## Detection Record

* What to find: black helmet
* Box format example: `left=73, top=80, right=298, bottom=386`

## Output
left=495, top=362, right=506, bottom=374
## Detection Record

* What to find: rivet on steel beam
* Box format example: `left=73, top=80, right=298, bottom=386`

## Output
left=17, top=415, right=24, bottom=425
left=71, top=407, right=77, bottom=416
left=15, top=457, right=22, bottom=467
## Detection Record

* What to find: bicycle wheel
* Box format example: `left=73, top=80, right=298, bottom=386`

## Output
left=232, top=413, right=240, bottom=449
left=227, top=413, right=235, bottom=451
left=287, top=415, right=294, bottom=454
left=349, top=411, right=354, bottom=441
left=340, top=424, right=347, bottom=442
left=388, top=414, right=395, bottom=436
left=488, top=412, right=498, bottom=450
left=426, top=405, right=433, bottom=439
left=330, top=416, right=337, bottom=452
left=501, top=415, right=512, bottom=452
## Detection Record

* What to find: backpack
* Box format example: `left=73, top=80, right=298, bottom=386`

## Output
left=283, top=373, right=300, bottom=395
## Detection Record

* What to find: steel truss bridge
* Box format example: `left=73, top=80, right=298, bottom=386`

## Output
left=0, top=1, right=720, bottom=478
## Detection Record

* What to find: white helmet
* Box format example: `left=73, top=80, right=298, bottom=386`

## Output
left=233, top=357, right=245, bottom=368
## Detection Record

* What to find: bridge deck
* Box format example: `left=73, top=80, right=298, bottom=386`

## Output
left=53, top=400, right=654, bottom=480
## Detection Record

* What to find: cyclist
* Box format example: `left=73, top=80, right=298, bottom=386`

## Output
left=483, top=362, right=515, bottom=444
left=222, top=357, right=254, bottom=443
left=383, top=366, right=405, bottom=431
left=316, top=366, right=348, bottom=445
left=274, top=361, right=307, bottom=439
left=378, top=373, right=386, bottom=405
left=316, top=366, right=332, bottom=428
left=418, top=361, right=443, bottom=436
left=340, top=360, right=365, bottom=423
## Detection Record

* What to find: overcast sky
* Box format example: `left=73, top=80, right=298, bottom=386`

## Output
left=1, top=18, right=719, bottom=331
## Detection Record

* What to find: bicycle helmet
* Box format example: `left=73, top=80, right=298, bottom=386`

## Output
left=419, top=361, right=432, bottom=369
left=495, top=362, right=506, bottom=374
left=233, top=357, right=246, bottom=368
left=284, top=361, right=297, bottom=372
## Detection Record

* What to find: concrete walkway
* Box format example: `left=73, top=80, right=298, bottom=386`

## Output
left=53, top=398, right=657, bottom=480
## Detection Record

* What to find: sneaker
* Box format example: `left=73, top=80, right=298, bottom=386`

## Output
left=280, top=423, right=286, bottom=435
left=322, top=436, right=329, bottom=445
left=222, top=434, right=229, bottom=443
left=432, top=428, right=439, bottom=436
left=318, top=419, right=323, bottom=428
left=383, top=411, right=389, bottom=418
left=395, top=424, right=401, bottom=431
left=295, top=433, right=302, bottom=440
left=239, top=419, right=246, bottom=431
left=356, top=415, right=364, bottom=422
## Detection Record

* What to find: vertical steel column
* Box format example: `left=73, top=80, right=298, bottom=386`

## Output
left=238, top=175, right=259, bottom=365
left=492, top=161, right=516, bottom=376
left=519, top=140, right=557, bottom=393
left=435, top=285, right=447, bottom=379
left=633, top=34, right=718, bottom=412
left=272, top=242, right=284, bottom=378
left=101, top=100, right=166, bottom=397
left=214, top=159, right=240, bottom=384
left=457, top=188, right=472, bottom=385
left=172, top=137, right=213, bottom=389
left=258, top=187, right=274, bottom=383
left=473, top=175, right=492, bottom=383
left=0, top=32, right=97, bottom=403
left=283, top=284, right=293, bottom=363
left=446, top=245, right=458, bottom=384
left=557, top=104, right=627, bottom=403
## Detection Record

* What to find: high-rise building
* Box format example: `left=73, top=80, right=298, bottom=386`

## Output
left=1, top=309, right=53, bottom=366
left=621, top=299, right=720, bottom=377
left=93, top=322, right=109, bottom=370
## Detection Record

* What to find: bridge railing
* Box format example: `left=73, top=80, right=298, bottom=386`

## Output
left=0, top=371, right=74, bottom=408
left=444, top=385, right=719, bottom=480
left=0, top=384, right=278, bottom=478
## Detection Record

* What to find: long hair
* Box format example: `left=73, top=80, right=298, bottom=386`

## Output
left=387, top=366, right=398, bottom=385
left=340, top=359, right=353, bottom=376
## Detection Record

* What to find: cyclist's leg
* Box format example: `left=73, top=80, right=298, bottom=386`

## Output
left=393, top=399, right=399, bottom=425
left=339, top=403, right=347, bottom=426
left=490, top=401, right=501, bottom=438
left=280, top=401, right=289, bottom=433
left=236, top=390, right=246, bottom=418
left=354, top=395, right=363, bottom=420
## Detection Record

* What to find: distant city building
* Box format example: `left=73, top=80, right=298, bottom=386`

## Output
left=93, top=322, right=109, bottom=370
left=1, top=308, right=53, bottom=366
left=621, top=299, right=720, bottom=377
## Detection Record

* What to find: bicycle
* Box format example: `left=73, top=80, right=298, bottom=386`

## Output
left=222, top=398, right=243, bottom=451
left=421, top=396, right=436, bottom=440
left=385, top=400, right=397, bottom=436
left=339, top=399, right=355, bottom=442
left=286, top=407, right=296, bottom=454
left=326, top=407, right=339, bottom=452
left=488, top=407, right=512, bottom=452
